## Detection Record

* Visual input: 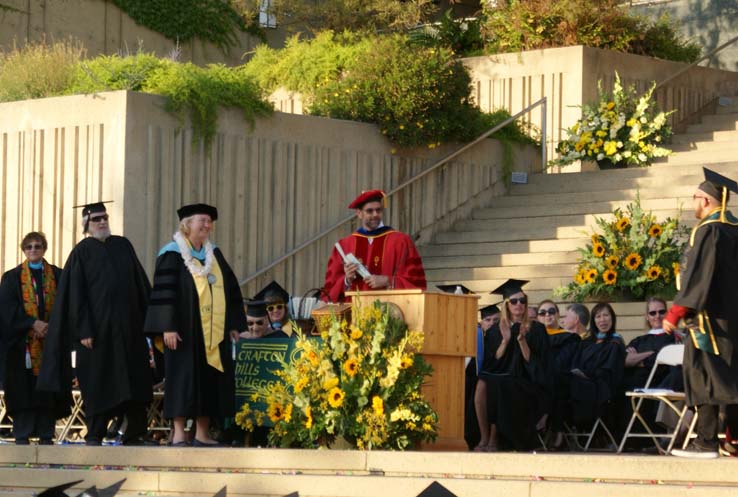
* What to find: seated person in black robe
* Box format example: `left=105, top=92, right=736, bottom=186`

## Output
left=144, top=203, right=245, bottom=447
left=0, top=232, right=69, bottom=444
left=536, top=299, right=580, bottom=449
left=474, top=279, right=550, bottom=451
left=254, top=281, right=294, bottom=337
left=568, top=302, right=625, bottom=434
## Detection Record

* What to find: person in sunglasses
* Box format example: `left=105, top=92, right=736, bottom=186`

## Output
left=473, top=279, right=550, bottom=451
left=619, top=297, right=682, bottom=449
left=0, top=232, right=69, bottom=444
left=240, top=300, right=287, bottom=339
left=144, top=203, right=246, bottom=447
left=253, top=281, right=293, bottom=337
left=37, top=202, right=154, bottom=446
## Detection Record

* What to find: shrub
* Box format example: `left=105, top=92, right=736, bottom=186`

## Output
left=69, top=52, right=172, bottom=93
left=482, top=0, right=700, bottom=63
left=0, top=38, right=85, bottom=102
left=408, top=9, right=485, bottom=57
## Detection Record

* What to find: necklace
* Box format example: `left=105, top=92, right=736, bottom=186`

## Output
left=173, top=231, right=215, bottom=280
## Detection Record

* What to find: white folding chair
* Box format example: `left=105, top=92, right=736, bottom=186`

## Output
left=617, top=344, right=687, bottom=454
left=564, top=416, right=618, bottom=451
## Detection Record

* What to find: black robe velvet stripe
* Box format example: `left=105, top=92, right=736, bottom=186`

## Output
left=37, top=236, right=153, bottom=416
left=0, top=264, right=70, bottom=418
left=675, top=218, right=738, bottom=405
left=479, top=320, right=550, bottom=450
left=144, top=248, right=246, bottom=419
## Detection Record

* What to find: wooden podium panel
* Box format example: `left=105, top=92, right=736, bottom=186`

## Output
left=348, top=290, right=478, bottom=450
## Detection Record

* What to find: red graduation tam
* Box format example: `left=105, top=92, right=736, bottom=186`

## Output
left=348, top=189, right=386, bottom=209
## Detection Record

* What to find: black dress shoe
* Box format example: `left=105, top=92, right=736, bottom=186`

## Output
left=85, top=439, right=102, bottom=446
left=38, top=439, right=54, bottom=446
left=14, top=438, right=30, bottom=445
left=122, top=435, right=159, bottom=446
left=192, top=439, right=222, bottom=447
left=168, top=440, right=190, bottom=447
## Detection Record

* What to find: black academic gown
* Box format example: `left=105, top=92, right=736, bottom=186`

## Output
left=144, top=248, right=246, bottom=419
left=0, top=263, right=70, bottom=418
left=479, top=320, right=550, bottom=450
left=623, top=332, right=678, bottom=392
left=674, top=212, right=738, bottom=406
left=546, top=330, right=580, bottom=431
left=37, top=236, right=153, bottom=416
left=568, top=336, right=625, bottom=428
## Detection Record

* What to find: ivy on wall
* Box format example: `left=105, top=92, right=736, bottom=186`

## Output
left=110, top=0, right=262, bottom=50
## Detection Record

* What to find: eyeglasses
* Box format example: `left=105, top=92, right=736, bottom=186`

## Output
left=648, top=309, right=667, bottom=316
left=362, top=207, right=383, bottom=214
left=89, top=214, right=109, bottom=222
left=509, top=297, right=527, bottom=305
left=538, top=308, right=557, bottom=316
left=24, top=243, right=43, bottom=250
left=267, top=303, right=285, bottom=312
left=247, top=320, right=265, bottom=327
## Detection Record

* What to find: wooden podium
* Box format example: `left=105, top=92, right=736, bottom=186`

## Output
left=347, top=289, right=478, bottom=450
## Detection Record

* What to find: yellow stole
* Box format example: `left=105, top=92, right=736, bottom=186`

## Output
left=190, top=257, right=227, bottom=372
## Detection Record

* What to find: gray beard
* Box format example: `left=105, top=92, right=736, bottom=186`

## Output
left=91, top=228, right=111, bottom=241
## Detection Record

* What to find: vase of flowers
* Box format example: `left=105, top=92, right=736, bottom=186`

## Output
left=550, top=72, right=674, bottom=169
left=235, top=300, right=439, bottom=450
left=555, top=195, right=688, bottom=302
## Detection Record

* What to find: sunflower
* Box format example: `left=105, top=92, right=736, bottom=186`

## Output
left=624, top=252, right=643, bottom=270
left=400, top=355, right=413, bottom=369
left=591, top=234, right=601, bottom=244
left=267, top=402, right=286, bottom=423
left=575, top=269, right=586, bottom=285
left=343, top=358, right=359, bottom=377
left=592, top=242, right=606, bottom=257
left=648, top=224, right=663, bottom=237
left=605, top=255, right=619, bottom=269
left=586, top=269, right=598, bottom=284
left=646, top=265, right=662, bottom=280
left=350, top=326, right=363, bottom=340
left=328, top=387, right=345, bottom=408
left=305, top=405, right=313, bottom=429
left=615, top=217, right=631, bottom=232
left=602, top=269, right=617, bottom=285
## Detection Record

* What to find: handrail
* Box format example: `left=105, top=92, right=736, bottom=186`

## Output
left=653, top=33, right=738, bottom=92
left=239, top=97, right=547, bottom=288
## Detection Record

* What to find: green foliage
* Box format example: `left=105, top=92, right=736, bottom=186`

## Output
left=242, top=31, right=371, bottom=96
left=0, top=39, right=85, bottom=102
left=482, top=0, right=700, bottom=63
left=408, top=9, right=485, bottom=57
left=111, top=0, right=262, bottom=49
left=556, top=194, right=688, bottom=302
left=69, top=52, right=172, bottom=93
left=231, top=0, right=436, bottom=34
left=246, top=33, right=535, bottom=149
left=142, top=62, right=273, bottom=144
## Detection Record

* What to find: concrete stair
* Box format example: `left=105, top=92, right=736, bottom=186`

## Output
left=421, top=101, right=738, bottom=343
left=2, top=445, right=738, bottom=497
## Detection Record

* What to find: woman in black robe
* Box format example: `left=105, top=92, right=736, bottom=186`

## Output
left=568, top=302, right=625, bottom=432
left=0, top=232, right=68, bottom=444
left=474, top=280, right=550, bottom=451
left=144, top=203, right=246, bottom=447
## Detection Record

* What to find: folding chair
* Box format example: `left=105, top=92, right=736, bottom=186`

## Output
left=564, top=416, right=618, bottom=451
left=617, top=344, right=687, bottom=454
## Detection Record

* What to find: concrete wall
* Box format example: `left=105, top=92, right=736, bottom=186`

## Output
left=463, top=45, right=738, bottom=168
left=0, top=90, right=538, bottom=297
left=0, top=0, right=262, bottom=66
left=630, top=0, right=738, bottom=71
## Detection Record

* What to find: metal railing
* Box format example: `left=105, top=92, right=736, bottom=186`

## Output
left=239, top=97, right=547, bottom=288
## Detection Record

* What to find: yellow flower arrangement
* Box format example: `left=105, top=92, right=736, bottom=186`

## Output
left=550, top=72, right=673, bottom=168
left=556, top=195, right=687, bottom=301
left=235, top=301, right=438, bottom=450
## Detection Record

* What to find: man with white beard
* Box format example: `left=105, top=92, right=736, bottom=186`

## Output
left=37, top=202, right=154, bottom=445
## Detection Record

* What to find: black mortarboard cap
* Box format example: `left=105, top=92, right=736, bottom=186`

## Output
left=490, top=279, right=529, bottom=299
left=73, top=201, right=112, bottom=218
left=212, top=486, right=227, bottom=497
left=416, top=481, right=458, bottom=497
left=700, top=167, right=738, bottom=200
left=96, top=479, right=125, bottom=497
left=436, top=284, right=474, bottom=294
left=480, top=303, right=501, bottom=318
left=254, top=280, right=290, bottom=304
left=38, top=481, right=84, bottom=497
left=246, top=299, right=268, bottom=318
left=177, top=203, right=218, bottom=221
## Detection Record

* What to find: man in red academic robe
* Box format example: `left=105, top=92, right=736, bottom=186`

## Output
left=323, top=189, right=426, bottom=303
